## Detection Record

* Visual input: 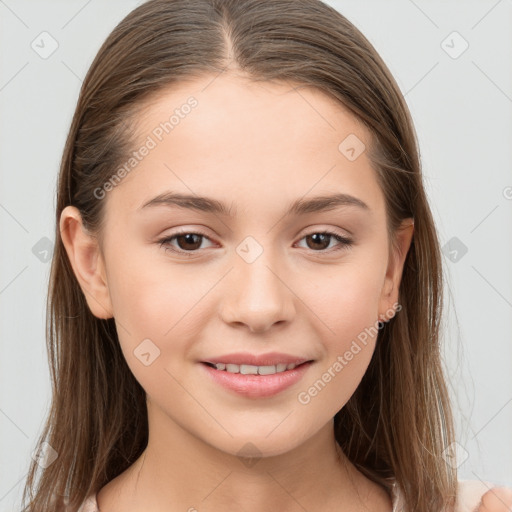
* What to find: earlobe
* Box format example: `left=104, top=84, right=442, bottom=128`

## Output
left=378, top=218, right=414, bottom=322
left=59, top=206, right=114, bottom=319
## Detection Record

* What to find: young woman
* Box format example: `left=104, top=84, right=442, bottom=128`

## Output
left=22, top=1, right=512, bottom=511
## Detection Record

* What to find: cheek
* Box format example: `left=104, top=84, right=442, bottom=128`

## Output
left=295, top=288, right=380, bottom=420
left=292, top=259, right=385, bottom=409
left=106, top=253, right=216, bottom=379
left=107, top=243, right=207, bottom=337
left=297, top=258, right=385, bottom=342
left=107, top=269, right=195, bottom=401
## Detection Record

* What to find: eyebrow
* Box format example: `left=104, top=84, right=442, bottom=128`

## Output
left=139, top=191, right=370, bottom=216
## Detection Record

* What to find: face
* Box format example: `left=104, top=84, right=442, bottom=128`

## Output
left=61, top=72, right=413, bottom=459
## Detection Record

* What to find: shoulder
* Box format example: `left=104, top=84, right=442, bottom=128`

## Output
left=77, top=492, right=99, bottom=512
left=475, top=484, right=512, bottom=512
left=77, top=481, right=512, bottom=512
left=455, top=480, right=512, bottom=512
left=391, top=479, right=512, bottom=512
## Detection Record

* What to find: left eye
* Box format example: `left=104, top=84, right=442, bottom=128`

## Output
left=295, top=232, right=353, bottom=252
left=158, top=230, right=353, bottom=255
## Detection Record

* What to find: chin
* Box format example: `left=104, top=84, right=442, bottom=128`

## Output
left=202, top=424, right=314, bottom=461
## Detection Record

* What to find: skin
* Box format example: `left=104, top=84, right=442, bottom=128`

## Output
left=479, top=488, right=512, bottom=512
left=60, top=72, right=511, bottom=511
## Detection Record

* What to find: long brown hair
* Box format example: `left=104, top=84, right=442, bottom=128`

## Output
left=22, top=1, right=458, bottom=510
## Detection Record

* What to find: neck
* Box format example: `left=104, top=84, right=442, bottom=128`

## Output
left=97, top=402, right=392, bottom=512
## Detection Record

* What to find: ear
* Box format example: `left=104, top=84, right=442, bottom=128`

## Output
left=59, top=205, right=114, bottom=319
left=378, top=218, right=414, bottom=322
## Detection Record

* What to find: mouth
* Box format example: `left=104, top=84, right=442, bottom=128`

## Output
left=202, top=360, right=311, bottom=375
left=199, top=353, right=314, bottom=398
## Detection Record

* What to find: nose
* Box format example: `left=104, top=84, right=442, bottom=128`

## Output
left=219, top=249, right=295, bottom=334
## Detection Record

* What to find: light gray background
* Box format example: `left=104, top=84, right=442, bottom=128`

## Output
left=1, top=0, right=511, bottom=510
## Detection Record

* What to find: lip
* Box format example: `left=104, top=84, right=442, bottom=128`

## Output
left=202, top=352, right=310, bottom=367
left=200, top=354, right=314, bottom=399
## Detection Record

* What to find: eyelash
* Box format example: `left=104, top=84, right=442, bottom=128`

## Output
left=157, top=229, right=353, bottom=256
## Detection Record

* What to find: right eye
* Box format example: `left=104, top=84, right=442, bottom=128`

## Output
left=157, top=230, right=215, bottom=255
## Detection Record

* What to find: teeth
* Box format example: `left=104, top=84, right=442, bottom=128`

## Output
left=212, top=362, right=300, bottom=374
left=240, top=364, right=258, bottom=375
left=258, top=365, right=277, bottom=375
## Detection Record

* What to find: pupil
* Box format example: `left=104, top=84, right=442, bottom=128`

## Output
left=309, top=233, right=329, bottom=250
left=178, top=233, right=201, bottom=250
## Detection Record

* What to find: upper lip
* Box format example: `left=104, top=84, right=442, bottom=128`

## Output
left=202, top=352, right=312, bottom=367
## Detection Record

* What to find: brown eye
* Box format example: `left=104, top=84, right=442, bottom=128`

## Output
left=297, top=231, right=353, bottom=252
left=173, top=233, right=203, bottom=251
left=158, top=231, right=213, bottom=255
left=305, top=233, right=331, bottom=250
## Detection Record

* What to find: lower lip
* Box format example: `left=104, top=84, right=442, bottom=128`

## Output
left=201, top=362, right=313, bottom=398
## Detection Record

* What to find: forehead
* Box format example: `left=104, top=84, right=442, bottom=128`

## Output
left=104, top=72, right=386, bottom=220
left=135, top=73, right=369, bottom=146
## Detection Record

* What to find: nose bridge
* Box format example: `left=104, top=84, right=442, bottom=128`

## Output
left=220, top=235, right=294, bottom=332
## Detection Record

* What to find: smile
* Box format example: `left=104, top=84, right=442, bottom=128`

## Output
left=200, top=358, right=314, bottom=399
left=205, top=362, right=299, bottom=375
